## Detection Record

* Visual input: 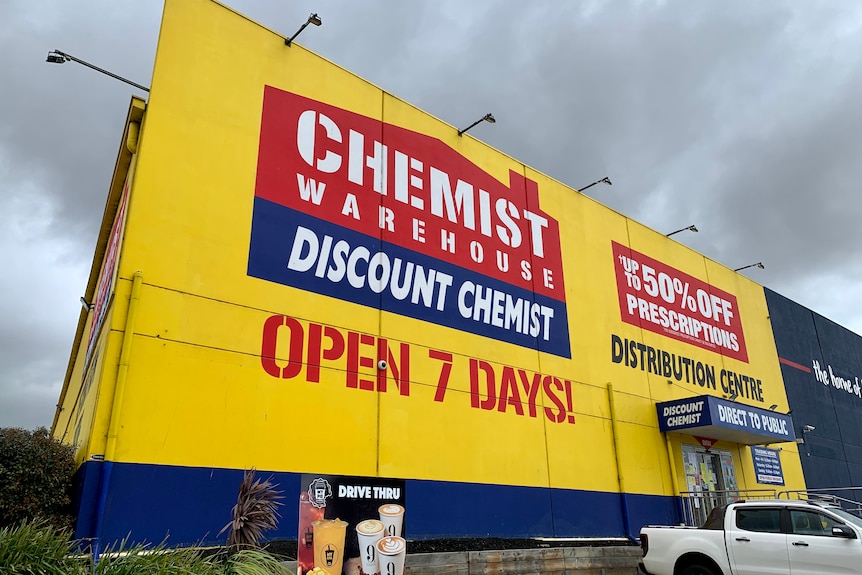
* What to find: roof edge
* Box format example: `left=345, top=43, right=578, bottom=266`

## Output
left=51, top=96, right=146, bottom=436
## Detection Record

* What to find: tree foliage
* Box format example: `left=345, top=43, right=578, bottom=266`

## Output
left=0, top=427, right=76, bottom=530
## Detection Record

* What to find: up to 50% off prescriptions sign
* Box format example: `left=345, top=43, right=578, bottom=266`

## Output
left=611, top=242, right=749, bottom=362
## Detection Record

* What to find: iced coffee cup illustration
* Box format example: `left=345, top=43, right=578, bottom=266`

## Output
left=312, top=519, right=348, bottom=575
left=376, top=536, right=406, bottom=575
left=378, top=503, right=404, bottom=538
left=355, top=519, right=385, bottom=575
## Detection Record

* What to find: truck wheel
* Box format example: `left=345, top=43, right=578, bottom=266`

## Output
left=680, top=565, right=717, bottom=575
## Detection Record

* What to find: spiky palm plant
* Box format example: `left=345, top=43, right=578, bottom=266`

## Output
left=219, top=469, right=283, bottom=552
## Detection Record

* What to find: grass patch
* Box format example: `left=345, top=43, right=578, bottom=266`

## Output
left=0, top=521, right=292, bottom=575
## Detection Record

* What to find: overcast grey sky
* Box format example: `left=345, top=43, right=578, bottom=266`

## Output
left=2, top=1, right=861, bottom=430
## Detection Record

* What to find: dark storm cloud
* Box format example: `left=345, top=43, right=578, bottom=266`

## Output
left=2, top=0, right=861, bottom=429
left=0, top=1, right=158, bottom=429
left=0, top=1, right=158, bottom=245
left=357, top=0, right=862, bottom=320
left=709, top=68, right=862, bottom=283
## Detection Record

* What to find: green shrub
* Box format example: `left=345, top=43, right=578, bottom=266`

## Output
left=91, top=545, right=293, bottom=575
left=0, top=519, right=82, bottom=575
left=92, top=540, right=221, bottom=575
left=0, top=521, right=293, bottom=574
left=0, top=427, right=76, bottom=530
left=222, top=548, right=292, bottom=575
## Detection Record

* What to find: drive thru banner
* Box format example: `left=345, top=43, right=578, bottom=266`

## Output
left=297, top=474, right=405, bottom=575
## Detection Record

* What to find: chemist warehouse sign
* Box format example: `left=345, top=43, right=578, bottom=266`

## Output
left=248, top=88, right=571, bottom=358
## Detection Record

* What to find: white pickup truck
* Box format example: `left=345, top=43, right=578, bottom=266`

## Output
left=639, top=499, right=862, bottom=575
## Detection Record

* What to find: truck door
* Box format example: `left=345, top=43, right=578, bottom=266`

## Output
left=727, top=506, right=790, bottom=575
left=786, top=509, right=862, bottom=574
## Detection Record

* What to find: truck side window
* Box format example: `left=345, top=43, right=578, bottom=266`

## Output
left=790, top=510, right=840, bottom=536
left=702, top=505, right=727, bottom=530
left=736, top=508, right=782, bottom=533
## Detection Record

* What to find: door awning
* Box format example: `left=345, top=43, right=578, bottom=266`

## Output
left=656, top=395, right=796, bottom=445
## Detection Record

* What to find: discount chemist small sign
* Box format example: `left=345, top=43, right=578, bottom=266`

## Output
left=659, top=398, right=707, bottom=430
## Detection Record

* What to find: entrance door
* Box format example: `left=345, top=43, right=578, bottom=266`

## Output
left=681, top=444, right=739, bottom=526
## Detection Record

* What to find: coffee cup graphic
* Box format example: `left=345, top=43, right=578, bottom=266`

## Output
left=378, top=504, right=404, bottom=538
left=376, top=536, right=406, bottom=575
left=355, top=519, right=385, bottom=575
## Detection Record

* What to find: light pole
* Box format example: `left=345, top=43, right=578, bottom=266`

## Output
left=46, top=50, right=149, bottom=92
left=285, top=13, right=323, bottom=46
left=458, top=113, right=496, bottom=136
left=666, top=225, right=698, bottom=237
left=733, top=262, right=765, bottom=272
left=578, top=177, right=612, bottom=192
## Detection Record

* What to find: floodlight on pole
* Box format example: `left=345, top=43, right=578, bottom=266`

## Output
left=285, top=13, right=323, bottom=46
left=458, top=113, right=495, bottom=136
left=666, top=225, right=698, bottom=237
left=45, top=50, right=150, bottom=92
left=577, top=177, right=612, bottom=192
left=733, top=262, right=765, bottom=272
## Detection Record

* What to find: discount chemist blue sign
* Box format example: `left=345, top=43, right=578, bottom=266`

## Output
left=657, top=395, right=796, bottom=444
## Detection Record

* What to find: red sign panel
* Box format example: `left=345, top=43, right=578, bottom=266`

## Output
left=249, top=87, right=572, bottom=357
left=84, top=177, right=130, bottom=369
left=255, top=89, right=566, bottom=300
left=612, top=241, right=748, bottom=362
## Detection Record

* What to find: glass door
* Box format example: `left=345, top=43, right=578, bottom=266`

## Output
left=681, top=444, right=738, bottom=525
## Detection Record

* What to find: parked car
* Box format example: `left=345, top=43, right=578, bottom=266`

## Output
left=639, top=499, right=862, bottom=574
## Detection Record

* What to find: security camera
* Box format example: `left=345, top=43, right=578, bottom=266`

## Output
left=802, top=425, right=815, bottom=432
left=377, top=360, right=387, bottom=370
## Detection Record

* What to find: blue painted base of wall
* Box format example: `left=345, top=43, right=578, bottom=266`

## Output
left=73, top=461, right=677, bottom=547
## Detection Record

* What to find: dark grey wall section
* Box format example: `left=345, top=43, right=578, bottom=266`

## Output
left=765, top=288, right=862, bottom=489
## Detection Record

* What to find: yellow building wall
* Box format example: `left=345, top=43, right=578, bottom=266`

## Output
left=80, top=0, right=804, bottom=499
left=54, top=157, right=136, bottom=465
